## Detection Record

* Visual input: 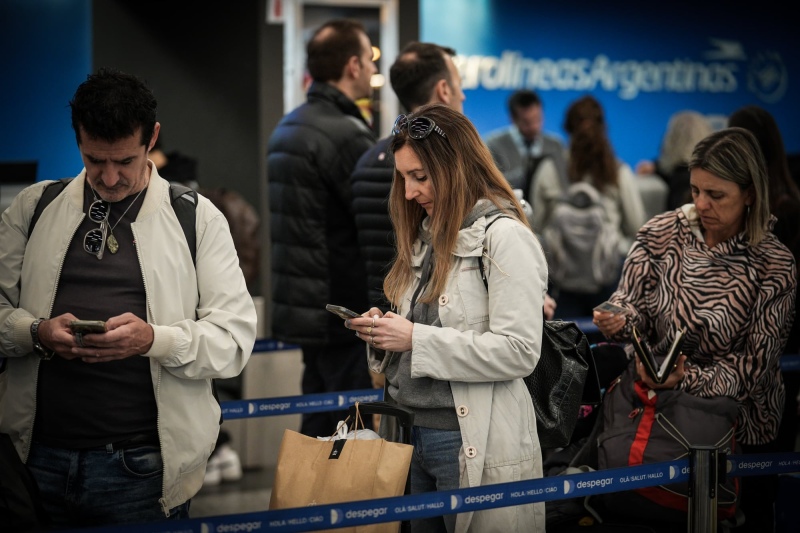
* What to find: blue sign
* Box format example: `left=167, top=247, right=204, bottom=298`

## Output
left=421, top=0, right=798, bottom=168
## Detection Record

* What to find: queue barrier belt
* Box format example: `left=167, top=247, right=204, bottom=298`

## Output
left=66, top=452, right=800, bottom=532
left=59, top=317, right=800, bottom=531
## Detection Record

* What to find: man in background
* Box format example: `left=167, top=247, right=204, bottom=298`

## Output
left=351, top=41, right=465, bottom=311
left=267, top=19, right=377, bottom=437
left=485, top=89, right=567, bottom=201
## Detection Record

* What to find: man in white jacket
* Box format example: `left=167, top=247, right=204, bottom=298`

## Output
left=0, top=67, right=256, bottom=528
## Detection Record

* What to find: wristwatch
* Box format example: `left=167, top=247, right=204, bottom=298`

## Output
left=30, top=318, right=55, bottom=360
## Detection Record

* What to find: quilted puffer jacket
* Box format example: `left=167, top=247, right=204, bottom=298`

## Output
left=267, top=81, right=376, bottom=345
left=351, top=136, right=395, bottom=311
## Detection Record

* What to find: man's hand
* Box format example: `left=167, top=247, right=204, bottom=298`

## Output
left=70, top=312, right=154, bottom=363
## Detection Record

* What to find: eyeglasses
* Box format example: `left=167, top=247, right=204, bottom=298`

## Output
left=392, top=114, right=447, bottom=140
left=84, top=199, right=109, bottom=260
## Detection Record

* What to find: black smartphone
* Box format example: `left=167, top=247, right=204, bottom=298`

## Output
left=325, top=304, right=360, bottom=320
left=69, top=320, right=107, bottom=334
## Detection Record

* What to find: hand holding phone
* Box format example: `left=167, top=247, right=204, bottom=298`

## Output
left=593, top=301, right=630, bottom=316
left=69, top=320, right=107, bottom=334
left=325, top=304, right=360, bottom=320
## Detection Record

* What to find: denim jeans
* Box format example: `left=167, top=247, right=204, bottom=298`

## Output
left=409, top=426, right=462, bottom=533
left=26, top=442, right=190, bottom=528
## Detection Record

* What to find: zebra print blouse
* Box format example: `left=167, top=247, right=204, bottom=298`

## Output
left=608, top=205, right=797, bottom=445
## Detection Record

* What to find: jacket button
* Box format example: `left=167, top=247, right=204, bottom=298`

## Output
left=457, top=405, right=469, bottom=417
left=465, top=446, right=478, bottom=458
left=439, top=294, right=449, bottom=306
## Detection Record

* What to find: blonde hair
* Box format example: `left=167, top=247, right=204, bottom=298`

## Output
left=689, top=127, right=770, bottom=246
left=658, top=110, right=714, bottom=175
left=384, top=104, right=528, bottom=306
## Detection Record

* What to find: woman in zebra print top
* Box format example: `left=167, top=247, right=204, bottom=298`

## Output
left=594, top=126, right=796, bottom=444
left=593, top=127, right=797, bottom=530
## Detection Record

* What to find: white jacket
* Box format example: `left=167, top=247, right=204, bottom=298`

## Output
left=0, top=169, right=257, bottom=514
left=368, top=214, right=547, bottom=532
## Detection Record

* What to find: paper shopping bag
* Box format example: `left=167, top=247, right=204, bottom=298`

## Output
left=268, top=428, right=413, bottom=533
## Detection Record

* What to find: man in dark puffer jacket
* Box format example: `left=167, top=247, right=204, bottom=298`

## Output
left=351, top=42, right=465, bottom=312
left=267, top=19, right=377, bottom=437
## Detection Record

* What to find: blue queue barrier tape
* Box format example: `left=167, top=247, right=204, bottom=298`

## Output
left=64, top=453, right=800, bottom=533
left=221, top=389, right=384, bottom=420
left=253, top=338, right=300, bottom=353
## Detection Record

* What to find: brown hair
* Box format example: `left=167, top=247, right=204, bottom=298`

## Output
left=306, top=19, right=367, bottom=83
left=564, top=95, right=618, bottom=190
left=384, top=103, right=528, bottom=305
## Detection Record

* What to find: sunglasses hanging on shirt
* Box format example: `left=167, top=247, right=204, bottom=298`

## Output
left=84, top=199, right=109, bottom=260
left=84, top=186, right=147, bottom=258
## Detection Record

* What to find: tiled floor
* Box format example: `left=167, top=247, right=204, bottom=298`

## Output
left=192, top=467, right=275, bottom=517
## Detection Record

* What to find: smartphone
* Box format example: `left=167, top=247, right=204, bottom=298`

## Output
left=69, top=320, right=107, bottom=334
left=325, top=304, right=360, bottom=320
left=592, top=301, right=630, bottom=316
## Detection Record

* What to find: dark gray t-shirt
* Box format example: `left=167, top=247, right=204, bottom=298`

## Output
left=34, top=183, right=156, bottom=449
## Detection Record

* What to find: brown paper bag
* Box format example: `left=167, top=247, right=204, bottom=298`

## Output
left=268, top=425, right=413, bottom=533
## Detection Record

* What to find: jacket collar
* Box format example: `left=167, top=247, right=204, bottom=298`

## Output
left=411, top=202, right=512, bottom=265
left=307, top=81, right=370, bottom=127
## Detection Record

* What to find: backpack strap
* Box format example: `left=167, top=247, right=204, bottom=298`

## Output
left=28, top=178, right=74, bottom=238
left=29, top=179, right=198, bottom=268
left=168, top=183, right=198, bottom=267
left=478, top=215, right=512, bottom=290
left=167, top=183, right=220, bottom=420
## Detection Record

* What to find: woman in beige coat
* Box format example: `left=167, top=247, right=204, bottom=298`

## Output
left=344, top=104, right=547, bottom=532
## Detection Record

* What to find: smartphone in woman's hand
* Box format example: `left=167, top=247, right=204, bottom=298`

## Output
left=325, top=304, right=360, bottom=320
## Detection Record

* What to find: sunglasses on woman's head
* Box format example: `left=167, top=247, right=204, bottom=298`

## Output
left=84, top=199, right=109, bottom=260
left=392, top=114, right=447, bottom=140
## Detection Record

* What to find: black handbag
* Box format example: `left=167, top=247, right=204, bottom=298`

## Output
left=478, top=233, right=596, bottom=449
left=524, top=320, right=595, bottom=449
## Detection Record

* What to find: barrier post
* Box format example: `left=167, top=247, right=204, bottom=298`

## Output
left=688, top=445, right=720, bottom=533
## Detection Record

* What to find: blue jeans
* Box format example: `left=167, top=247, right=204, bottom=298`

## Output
left=409, top=426, right=462, bottom=533
left=26, top=442, right=190, bottom=528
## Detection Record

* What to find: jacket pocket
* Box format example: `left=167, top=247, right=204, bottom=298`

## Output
left=457, top=259, right=488, bottom=325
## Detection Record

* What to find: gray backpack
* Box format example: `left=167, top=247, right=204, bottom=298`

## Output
left=541, top=181, right=621, bottom=292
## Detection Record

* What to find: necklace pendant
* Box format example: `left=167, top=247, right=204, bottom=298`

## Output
left=107, top=233, right=119, bottom=254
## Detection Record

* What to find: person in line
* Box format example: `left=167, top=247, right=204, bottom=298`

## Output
left=533, top=94, right=646, bottom=318
left=728, top=105, right=800, bottom=531
left=635, top=110, right=714, bottom=210
left=351, top=43, right=557, bottom=321
left=593, top=127, right=797, bottom=532
left=267, top=19, right=377, bottom=437
left=0, top=67, right=257, bottom=527
left=352, top=41, right=465, bottom=312
left=346, top=104, right=547, bottom=532
left=484, top=88, right=567, bottom=202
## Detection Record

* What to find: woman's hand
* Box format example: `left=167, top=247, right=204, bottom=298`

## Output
left=636, top=353, right=687, bottom=390
left=543, top=293, right=557, bottom=320
left=592, top=310, right=626, bottom=338
left=346, top=308, right=413, bottom=352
